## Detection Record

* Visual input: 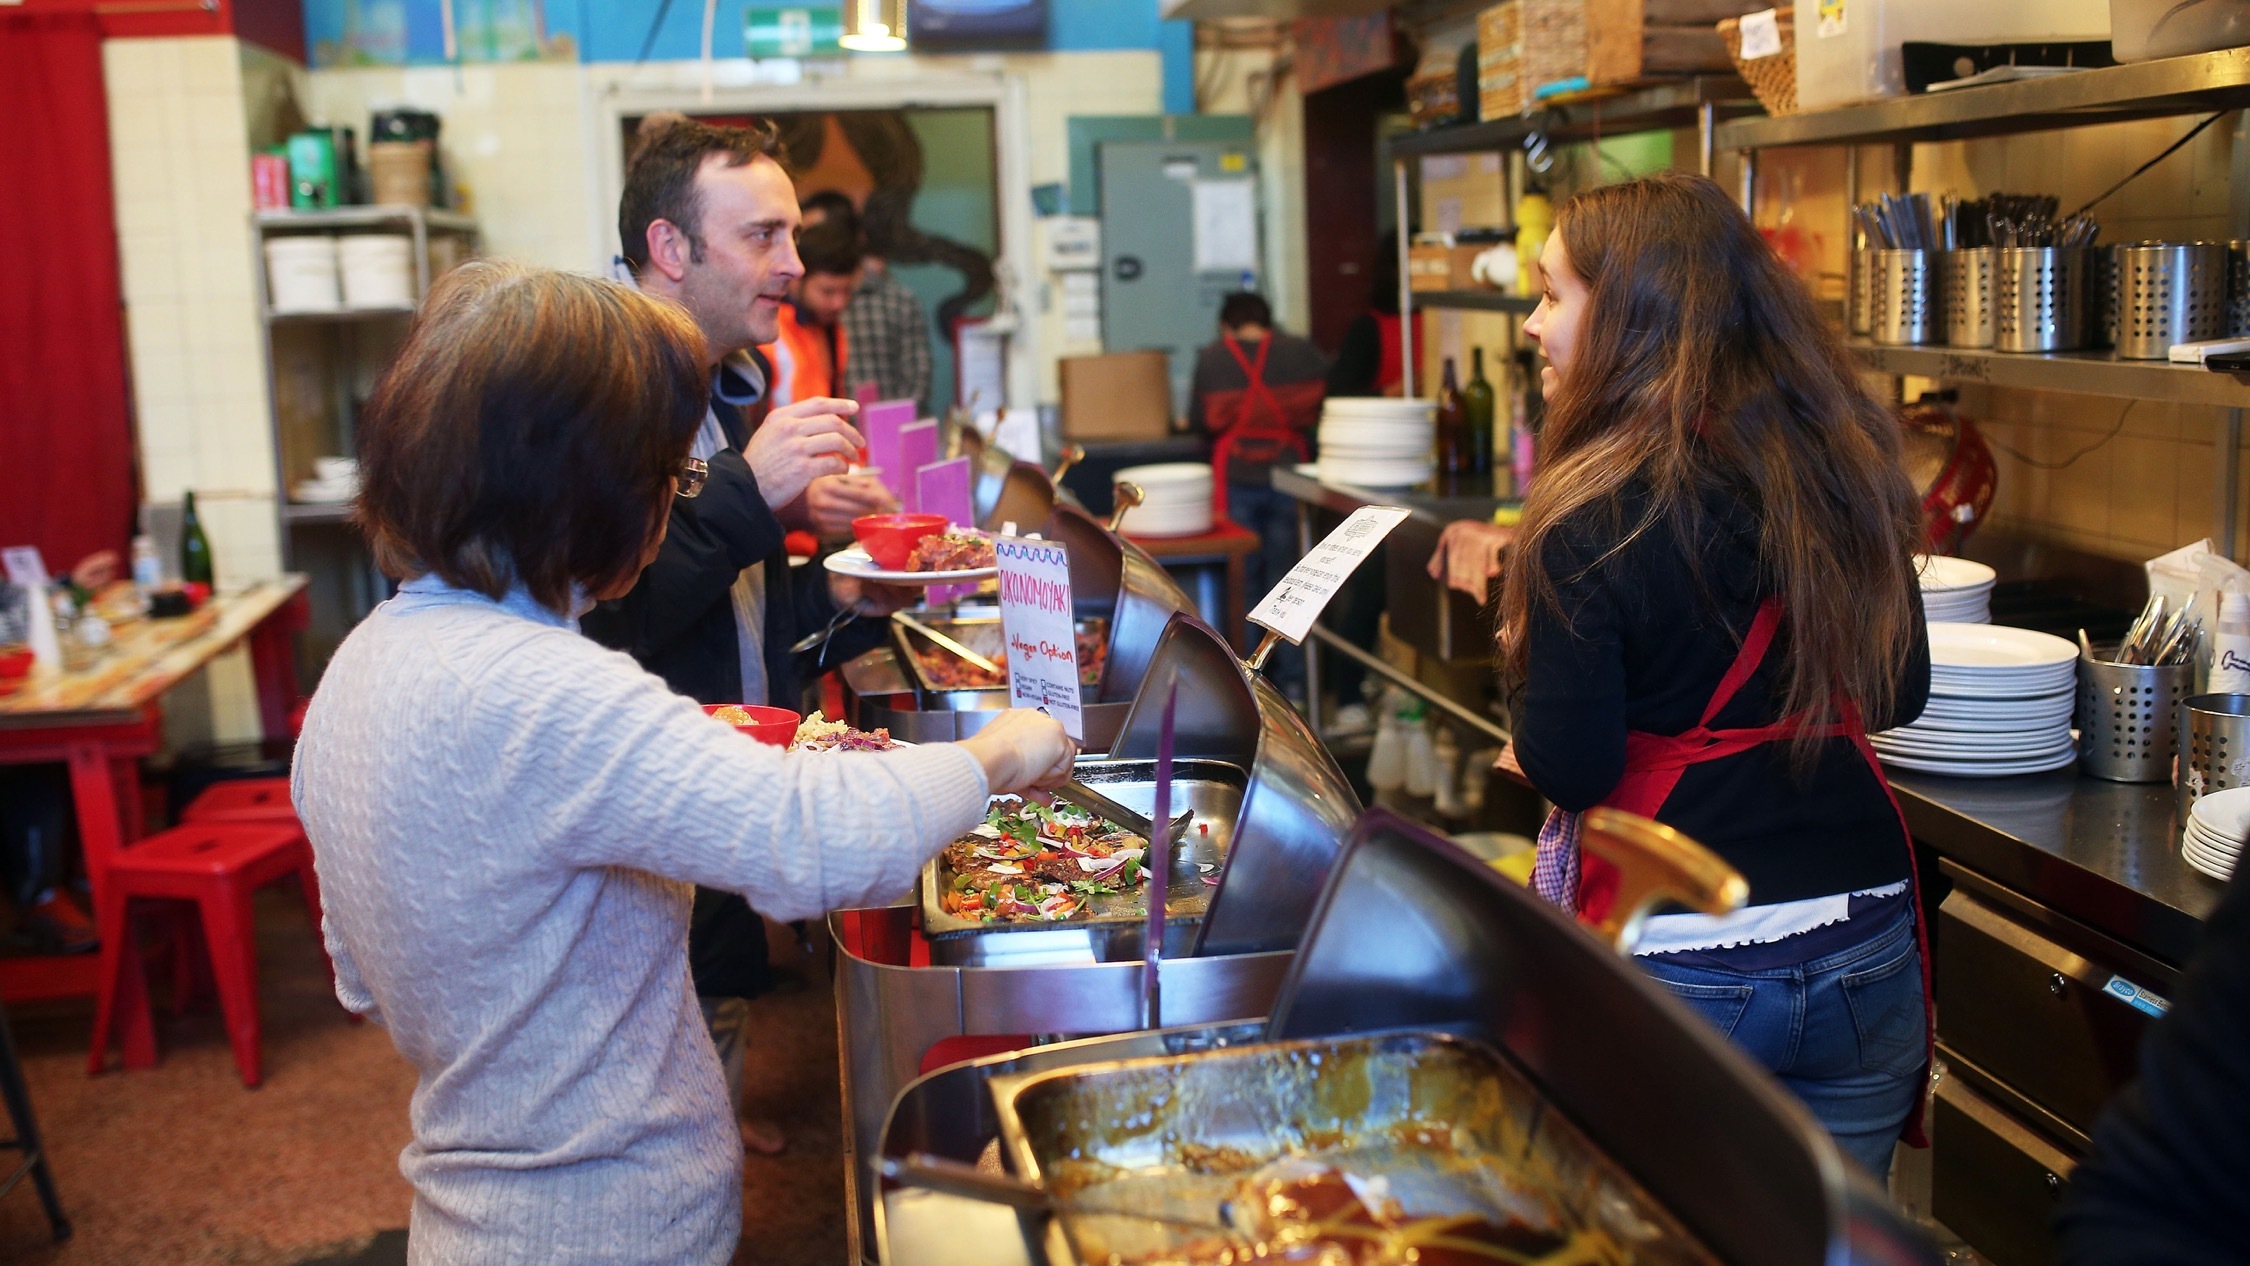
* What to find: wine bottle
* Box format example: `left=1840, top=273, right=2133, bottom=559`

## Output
left=1463, top=347, right=1496, bottom=476
left=1434, top=356, right=1468, bottom=477
left=181, top=489, right=215, bottom=589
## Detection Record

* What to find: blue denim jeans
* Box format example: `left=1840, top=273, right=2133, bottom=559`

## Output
left=1637, top=902, right=1927, bottom=1178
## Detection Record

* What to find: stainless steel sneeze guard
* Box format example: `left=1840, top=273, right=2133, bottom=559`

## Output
left=876, top=810, right=1938, bottom=1266
left=1110, top=613, right=1365, bottom=958
left=834, top=608, right=1356, bottom=1257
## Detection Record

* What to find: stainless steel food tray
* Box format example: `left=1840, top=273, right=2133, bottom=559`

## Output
left=989, top=1030, right=1720, bottom=1266
left=890, top=614, right=1108, bottom=700
left=918, top=757, right=1244, bottom=968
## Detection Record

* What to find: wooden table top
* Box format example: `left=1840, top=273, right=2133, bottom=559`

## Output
left=0, top=576, right=308, bottom=730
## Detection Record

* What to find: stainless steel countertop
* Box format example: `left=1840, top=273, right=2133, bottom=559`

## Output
left=1270, top=463, right=1518, bottom=526
left=1893, top=772, right=2224, bottom=967
left=1270, top=465, right=2228, bottom=967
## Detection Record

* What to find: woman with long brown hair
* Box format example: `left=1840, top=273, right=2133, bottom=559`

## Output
left=1432, top=173, right=1932, bottom=1176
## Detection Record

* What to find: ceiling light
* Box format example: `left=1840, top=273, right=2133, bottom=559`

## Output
left=839, top=0, right=908, bottom=51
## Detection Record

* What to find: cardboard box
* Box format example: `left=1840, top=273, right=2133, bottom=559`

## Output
left=1060, top=350, right=1174, bottom=440
left=1522, top=0, right=1734, bottom=97
left=1407, top=242, right=1488, bottom=293
left=1477, top=3, right=1523, bottom=120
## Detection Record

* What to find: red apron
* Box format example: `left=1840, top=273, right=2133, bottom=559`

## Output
left=1579, top=597, right=1936, bottom=1146
left=1206, top=333, right=1322, bottom=518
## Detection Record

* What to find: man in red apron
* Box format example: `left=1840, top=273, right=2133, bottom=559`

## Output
left=1188, top=294, right=1327, bottom=684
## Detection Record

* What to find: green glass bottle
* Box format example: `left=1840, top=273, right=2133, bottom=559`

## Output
left=180, top=490, right=215, bottom=588
left=1463, top=347, right=1497, bottom=476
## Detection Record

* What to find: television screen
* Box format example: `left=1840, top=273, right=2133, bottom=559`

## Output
left=908, top=0, right=1047, bottom=48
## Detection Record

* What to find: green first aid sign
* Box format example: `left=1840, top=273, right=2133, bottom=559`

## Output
left=745, top=6, right=842, bottom=58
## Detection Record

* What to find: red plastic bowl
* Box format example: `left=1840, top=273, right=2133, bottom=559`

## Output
left=851, top=512, right=949, bottom=571
left=702, top=703, right=801, bottom=746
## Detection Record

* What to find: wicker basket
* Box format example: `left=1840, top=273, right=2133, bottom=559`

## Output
left=1719, top=11, right=1796, bottom=117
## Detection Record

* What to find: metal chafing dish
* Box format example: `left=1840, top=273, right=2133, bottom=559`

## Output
left=842, top=497, right=1196, bottom=745
left=874, top=810, right=1940, bottom=1266
left=833, top=610, right=1365, bottom=1259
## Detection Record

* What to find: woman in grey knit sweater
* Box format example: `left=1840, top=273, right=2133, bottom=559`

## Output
left=291, top=262, right=1075, bottom=1264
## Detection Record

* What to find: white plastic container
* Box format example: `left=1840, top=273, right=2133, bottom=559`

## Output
left=263, top=235, right=341, bottom=313
left=337, top=234, right=415, bottom=309
left=1794, top=0, right=2112, bottom=111
left=2112, top=0, right=2250, bottom=62
left=2212, top=592, right=2250, bottom=693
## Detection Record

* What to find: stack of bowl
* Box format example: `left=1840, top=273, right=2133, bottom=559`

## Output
left=1114, top=463, right=1214, bottom=537
left=1317, top=398, right=1436, bottom=487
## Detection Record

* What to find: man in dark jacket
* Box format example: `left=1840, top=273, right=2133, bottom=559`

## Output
left=581, top=114, right=907, bottom=1156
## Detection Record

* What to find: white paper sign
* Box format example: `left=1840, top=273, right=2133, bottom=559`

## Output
left=1738, top=9, right=1782, bottom=60
left=1, top=546, right=60, bottom=671
left=1249, top=506, right=1413, bottom=645
left=995, top=535, right=1084, bottom=739
left=1191, top=178, right=1258, bottom=273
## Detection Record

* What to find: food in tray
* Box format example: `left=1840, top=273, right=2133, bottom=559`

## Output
left=1114, top=1154, right=1599, bottom=1266
left=912, top=627, right=1109, bottom=690
left=936, top=797, right=1148, bottom=923
left=905, top=530, right=996, bottom=573
left=788, top=710, right=896, bottom=753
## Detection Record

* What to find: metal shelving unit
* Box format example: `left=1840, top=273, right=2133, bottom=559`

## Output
left=1715, top=48, right=2250, bottom=151
left=1388, top=76, right=1761, bottom=395
left=252, top=204, right=480, bottom=670
left=1849, top=342, right=2250, bottom=408
left=1719, top=48, right=2250, bottom=551
left=1412, top=290, right=1540, bottom=314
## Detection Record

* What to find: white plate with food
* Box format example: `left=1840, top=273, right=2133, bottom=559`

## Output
left=822, top=539, right=998, bottom=585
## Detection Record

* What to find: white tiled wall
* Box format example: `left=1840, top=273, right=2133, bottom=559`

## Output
left=306, top=63, right=604, bottom=272
left=106, top=36, right=276, bottom=742
left=106, top=36, right=278, bottom=577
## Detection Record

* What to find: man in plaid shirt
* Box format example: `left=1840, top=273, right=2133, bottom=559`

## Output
left=802, top=190, right=934, bottom=412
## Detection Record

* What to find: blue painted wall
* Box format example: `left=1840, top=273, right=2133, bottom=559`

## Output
left=307, top=0, right=1192, bottom=78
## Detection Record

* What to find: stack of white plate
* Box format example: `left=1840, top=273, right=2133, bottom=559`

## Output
left=1917, top=554, right=1996, bottom=624
left=1872, top=622, right=2078, bottom=776
left=1113, top=462, right=1214, bottom=537
left=1317, top=397, right=1435, bottom=487
left=2183, top=786, right=2247, bottom=882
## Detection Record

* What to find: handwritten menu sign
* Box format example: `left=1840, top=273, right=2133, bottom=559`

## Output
left=994, top=535, right=1083, bottom=739
left=1248, top=505, right=1412, bottom=644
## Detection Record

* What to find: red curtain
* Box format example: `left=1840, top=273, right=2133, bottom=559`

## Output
left=0, top=11, right=135, bottom=575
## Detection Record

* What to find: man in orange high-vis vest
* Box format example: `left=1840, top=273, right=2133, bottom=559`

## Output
left=761, top=218, right=857, bottom=406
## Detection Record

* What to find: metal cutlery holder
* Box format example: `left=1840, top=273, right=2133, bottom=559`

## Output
left=1994, top=247, right=2089, bottom=353
left=1874, top=249, right=1941, bottom=346
left=1850, top=247, right=1876, bottom=335
left=2179, top=693, right=2250, bottom=817
left=1943, top=247, right=1995, bottom=348
left=2077, top=652, right=2191, bottom=783
left=2116, top=242, right=2228, bottom=359
left=2228, top=240, right=2250, bottom=337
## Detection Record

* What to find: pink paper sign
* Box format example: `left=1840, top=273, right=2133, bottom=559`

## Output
left=915, top=456, right=974, bottom=528
left=895, top=421, right=937, bottom=513
left=859, top=400, right=918, bottom=499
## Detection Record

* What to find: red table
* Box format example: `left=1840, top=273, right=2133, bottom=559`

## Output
left=0, top=577, right=308, bottom=1064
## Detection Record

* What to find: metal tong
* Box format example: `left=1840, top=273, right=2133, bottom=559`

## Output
left=893, top=611, right=1003, bottom=677
left=1052, top=778, right=1194, bottom=845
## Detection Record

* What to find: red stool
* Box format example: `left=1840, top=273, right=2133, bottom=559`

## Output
left=88, top=822, right=326, bottom=1088
left=179, top=777, right=296, bottom=825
